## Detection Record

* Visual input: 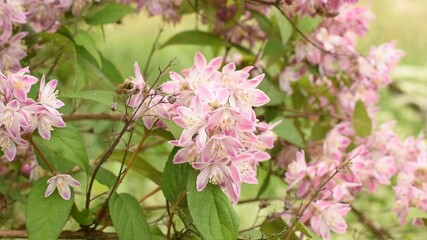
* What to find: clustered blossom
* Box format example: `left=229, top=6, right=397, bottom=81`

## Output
left=285, top=0, right=359, bottom=17
left=120, top=0, right=182, bottom=23
left=275, top=1, right=427, bottom=239
left=119, top=0, right=270, bottom=47
left=124, top=52, right=275, bottom=203
left=209, top=1, right=270, bottom=47
left=0, top=67, right=65, bottom=161
left=0, top=0, right=86, bottom=72
left=165, top=53, right=274, bottom=203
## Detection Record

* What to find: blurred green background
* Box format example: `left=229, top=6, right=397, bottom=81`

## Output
left=89, top=1, right=427, bottom=239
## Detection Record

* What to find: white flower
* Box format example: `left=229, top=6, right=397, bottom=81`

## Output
left=45, top=174, right=80, bottom=200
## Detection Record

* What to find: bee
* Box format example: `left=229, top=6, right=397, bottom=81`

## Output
left=192, top=133, right=199, bottom=141
left=316, top=7, right=339, bottom=18
left=167, top=95, right=177, bottom=104
left=116, top=79, right=135, bottom=94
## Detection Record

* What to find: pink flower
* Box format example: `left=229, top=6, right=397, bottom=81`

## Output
left=126, top=63, right=147, bottom=108
left=228, top=153, right=258, bottom=185
left=184, top=52, right=222, bottom=90
left=171, top=140, right=201, bottom=164
left=173, top=96, right=208, bottom=148
left=285, top=150, right=308, bottom=187
left=207, top=106, right=255, bottom=136
left=45, top=174, right=81, bottom=200
left=160, top=52, right=272, bottom=203
left=0, top=1, right=26, bottom=44
left=285, top=150, right=316, bottom=197
left=303, top=201, right=351, bottom=240
left=38, top=75, right=64, bottom=114
left=7, top=67, right=38, bottom=102
left=230, top=73, right=270, bottom=111
left=0, top=99, right=29, bottom=137
left=0, top=67, right=66, bottom=161
left=316, top=28, right=343, bottom=52
left=0, top=129, right=26, bottom=161
left=192, top=158, right=231, bottom=192
left=26, top=105, right=66, bottom=140
left=201, top=134, right=244, bottom=163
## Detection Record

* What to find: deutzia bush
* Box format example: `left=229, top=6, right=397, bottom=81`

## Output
left=0, top=0, right=426, bottom=240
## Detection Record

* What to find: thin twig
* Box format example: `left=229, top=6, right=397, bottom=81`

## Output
left=351, top=204, right=393, bottom=240
left=166, top=192, right=188, bottom=240
left=0, top=230, right=117, bottom=239
left=143, top=27, right=164, bottom=76
left=63, top=113, right=123, bottom=121
left=28, top=137, right=56, bottom=174
left=139, top=186, right=162, bottom=203
left=85, top=60, right=175, bottom=211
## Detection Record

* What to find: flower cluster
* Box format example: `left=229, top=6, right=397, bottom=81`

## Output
left=141, top=52, right=272, bottom=203
left=0, top=0, right=86, bottom=71
left=209, top=1, right=270, bottom=47
left=123, top=53, right=276, bottom=203
left=273, top=1, right=425, bottom=239
left=285, top=0, right=359, bottom=17
left=393, top=136, right=427, bottom=226
left=121, top=0, right=182, bottom=23
left=0, top=67, right=65, bottom=161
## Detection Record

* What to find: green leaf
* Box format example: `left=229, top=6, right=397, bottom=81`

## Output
left=297, top=15, right=323, bottom=34
left=71, top=205, right=95, bottom=226
left=256, top=164, right=271, bottom=198
left=86, top=3, right=134, bottom=25
left=161, top=30, right=227, bottom=49
left=161, top=30, right=253, bottom=55
left=162, top=147, right=191, bottom=204
left=109, top=192, right=151, bottom=240
left=32, top=125, right=89, bottom=173
left=273, top=117, right=304, bottom=147
left=295, top=222, right=322, bottom=240
left=239, top=230, right=264, bottom=239
left=250, top=9, right=272, bottom=33
left=110, top=150, right=162, bottom=186
left=273, top=8, right=292, bottom=46
left=0, top=178, right=26, bottom=202
left=26, top=177, right=74, bottom=240
left=163, top=119, right=183, bottom=140
left=352, top=100, right=372, bottom=137
left=263, top=37, right=286, bottom=58
left=258, top=76, right=285, bottom=106
left=260, top=218, right=295, bottom=240
left=187, top=172, right=239, bottom=240
left=61, top=90, right=115, bottom=108
left=152, top=128, right=175, bottom=140
left=150, top=226, right=166, bottom=240
left=310, top=124, right=330, bottom=141
left=74, top=30, right=101, bottom=67
left=179, top=0, right=197, bottom=15
left=406, top=207, right=427, bottom=222
left=95, top=167, right=117, bottom=188
left=100, top=52, right=124, bottom=84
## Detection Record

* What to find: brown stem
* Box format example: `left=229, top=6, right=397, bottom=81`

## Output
left=351, top=205, right=393, bottom=240
left=0, top=230, right=117, bottom=239
left=28, top=138, right=56, bottom=174
left=112, top=124, right=156, bottom=191
left=143, top=27, right=164, bottom=76
left=63, top=113, right=123, bottom=122
left=166, top=192, right=188, bottom=240
left=280, top=155, right=357, bottom=239
left=139, top=186, right=162, bottom=203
